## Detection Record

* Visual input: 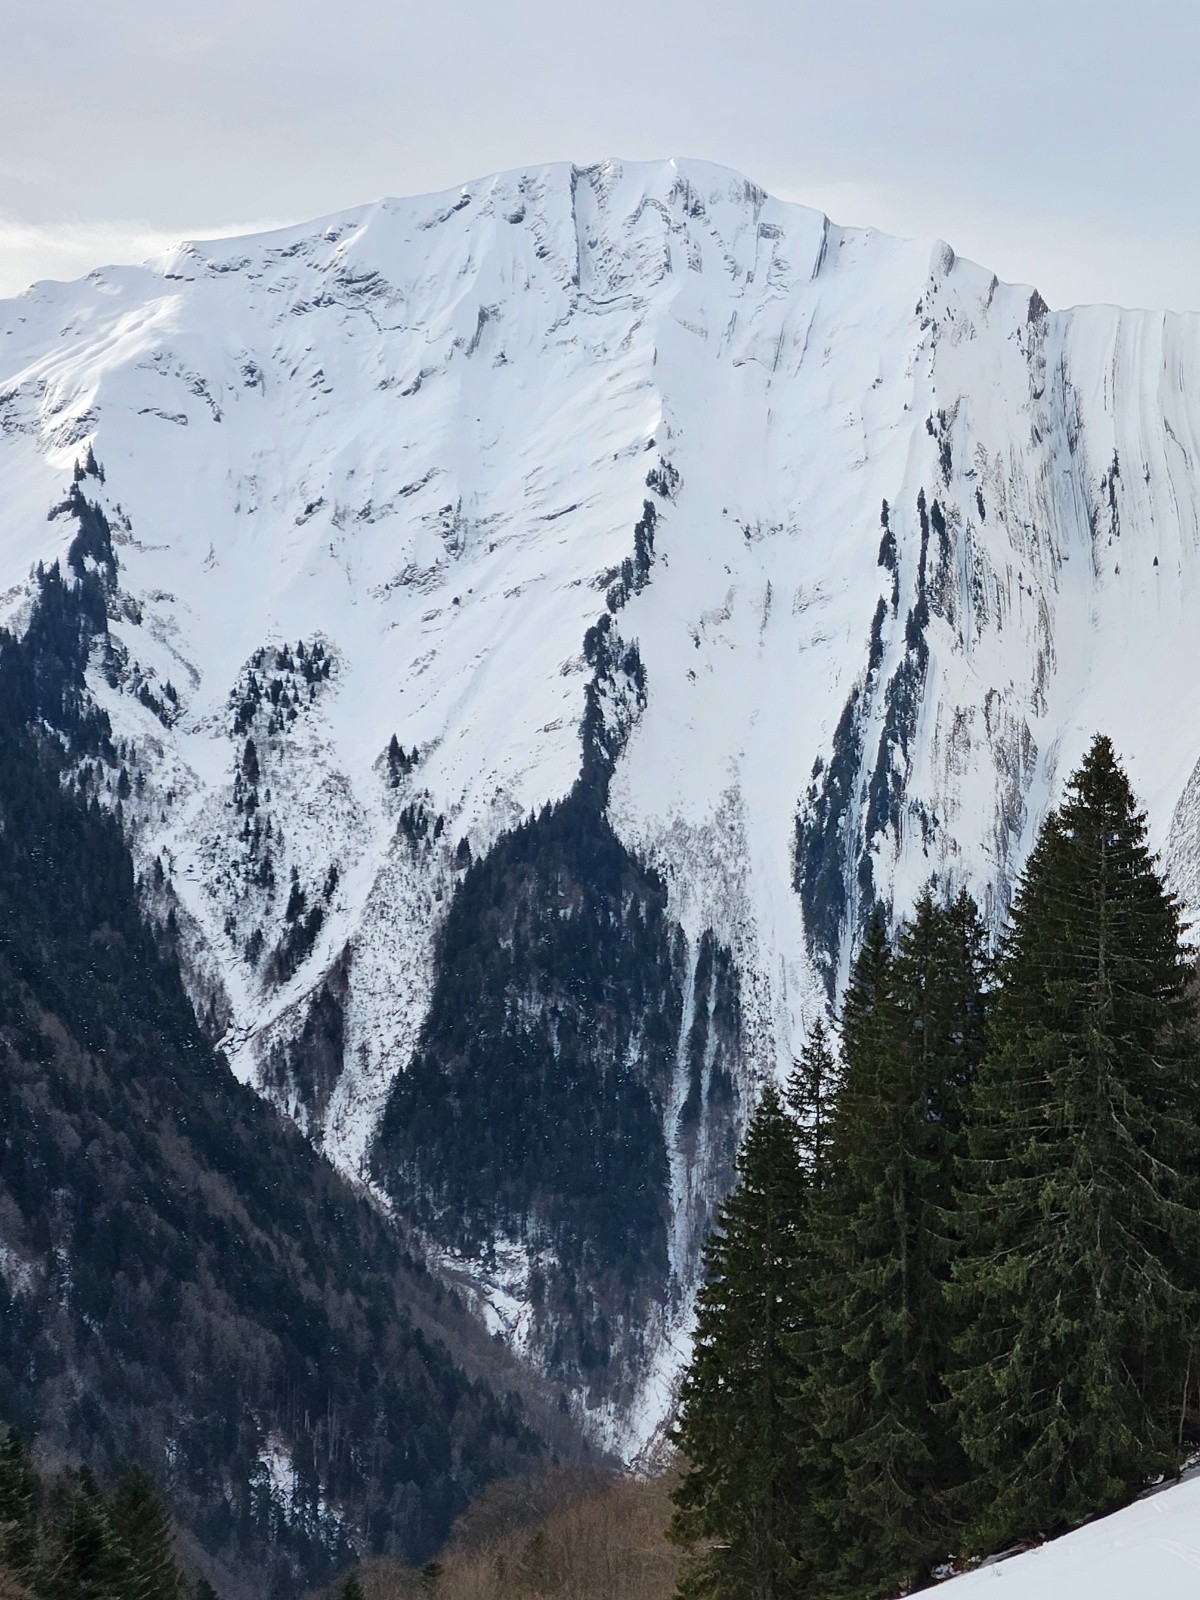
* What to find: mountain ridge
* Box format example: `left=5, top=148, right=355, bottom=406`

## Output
left=3, top=157, right=1200, bottom=1449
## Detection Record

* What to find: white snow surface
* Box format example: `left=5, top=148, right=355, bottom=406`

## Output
left=937, top=1474, right=1200, bottom=1597
left=4, top=157, right=1200, bottom=1447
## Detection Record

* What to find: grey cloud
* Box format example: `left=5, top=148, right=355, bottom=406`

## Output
left=0, top=0, right=1197, bottom=309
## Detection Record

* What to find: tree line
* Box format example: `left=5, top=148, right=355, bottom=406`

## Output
left=671, top=736, right=1200, bottom=1598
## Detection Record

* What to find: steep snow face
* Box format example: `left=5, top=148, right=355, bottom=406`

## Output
left=4, top=157, right=1200, bottom=1445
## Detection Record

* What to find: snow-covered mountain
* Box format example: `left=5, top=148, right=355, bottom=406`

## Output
left=3, top=156, right=1200, bottom=1448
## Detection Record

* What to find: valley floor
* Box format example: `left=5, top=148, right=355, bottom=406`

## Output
left=318, top=1468, right=683, bottom=1600
left=335, top=1464, right=1200, bottom=1600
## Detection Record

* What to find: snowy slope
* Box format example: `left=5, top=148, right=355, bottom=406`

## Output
left=4, top=157, right=1200, bottom=1445
left=938, top=1474, right=1200, bottom=1597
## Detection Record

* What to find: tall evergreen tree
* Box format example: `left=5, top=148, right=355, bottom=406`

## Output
left=779, top=1018, right=844, bottom=1589
left=785, top=1020, right=838, bottom=1183
left=0, top=1425, right=39, bottom=1587
left=109, top=1468, right=184, bottom=1600
left=41, top=1470, right=133, bottom=1600
left=805, top=895, right=988, bottom=1597
left=950, top=735, right=1200, bottom=1547
left=935, top=889, right=992, bottom=1127
left=670, top=1085, right=808, bottom=1599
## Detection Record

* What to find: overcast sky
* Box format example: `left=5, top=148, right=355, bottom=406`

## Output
left=2, top=0, right=1197, bottom=310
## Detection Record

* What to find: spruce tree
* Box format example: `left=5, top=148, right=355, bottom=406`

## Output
left=785, top=1020, right=837, bottom=1182
left=41, top=1469, right=133, bottom=1600
left=935, top=889, right=991, bottom=1124
left=109, top=1468, right=184, bottom=1600
left=670, top=1084, right=808, bottom=1599
left=950, top=735, right=1200, bottom=1547
left=780, top=1018, right=843, bottom=1590
left=0, top=1424, right=39, bottom=1586
left=805, top=896, right=987, bottom=1597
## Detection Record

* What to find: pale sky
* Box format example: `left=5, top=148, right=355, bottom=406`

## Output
left=2, top=0, right=1197, bottom=311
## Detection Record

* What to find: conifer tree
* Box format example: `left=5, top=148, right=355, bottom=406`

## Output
left=805, top=895, right=988, bottom=1597
left=0, top=1424, right=39, bottom=1586
left=779, top=1018, right=843, bottom=1589
left=110, top=1468, right=184, bottom=1600
left=950, top=735, right=1200, bottom=1547
left=935, top=889, right=992, bottom=1123
left=785, top=1019, right=837, bottom=1182
left=670, top=1084, right=808, bottom=1599
left=41, top=1470, right=133, bottom=1600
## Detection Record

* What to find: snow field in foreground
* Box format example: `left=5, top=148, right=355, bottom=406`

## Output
left=938, top=1474, right=1200, bottom=1597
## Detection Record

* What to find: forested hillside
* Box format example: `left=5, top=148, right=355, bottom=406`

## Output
left=0, top=501, right=580, bottom=1595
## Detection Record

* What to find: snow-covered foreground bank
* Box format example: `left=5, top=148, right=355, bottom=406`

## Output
left=940, top=1476, right=1200, bottom=1597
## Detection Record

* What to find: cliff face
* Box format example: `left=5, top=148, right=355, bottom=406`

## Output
left=3, top=158, right=1200, bottom=1448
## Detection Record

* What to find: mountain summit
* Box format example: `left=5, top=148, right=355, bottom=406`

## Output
left=3, top=158, right=1200, bottom=1449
